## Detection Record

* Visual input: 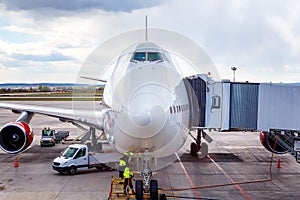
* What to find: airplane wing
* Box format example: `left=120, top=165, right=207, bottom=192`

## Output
left=0, top=102, right=108, bottom=130
left=0, top=102, right=109, bottom=153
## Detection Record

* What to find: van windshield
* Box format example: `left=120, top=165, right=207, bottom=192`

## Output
left=42, top=129, right=53, bottom=137
left=62, top=147, right=78, bottom=158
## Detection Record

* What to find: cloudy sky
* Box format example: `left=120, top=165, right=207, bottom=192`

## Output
left=0, top=0, right=299, bottom=83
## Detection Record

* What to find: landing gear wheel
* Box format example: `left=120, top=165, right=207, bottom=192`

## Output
left=190, top=142, right=198, bottom=157
left=150, top=180, right=158, bottom=200
left=199, top=142, right=209, bottom=158
left=135, top=180, right=143, bottom=200
left=68, top=166, right=77, bottom=175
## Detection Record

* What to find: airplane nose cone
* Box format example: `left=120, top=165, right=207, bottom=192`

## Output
left=129, top=105, right=166, bottom=128
left=115, top=90, right=168, bottom=139
left=149, top=105, right=166, bottom=129
left=130, top=112, right=152, bottom=127
left=127, top=104, right=166, bottom=138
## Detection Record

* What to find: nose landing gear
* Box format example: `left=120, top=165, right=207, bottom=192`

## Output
left=190, top=129, right=211, bottom=158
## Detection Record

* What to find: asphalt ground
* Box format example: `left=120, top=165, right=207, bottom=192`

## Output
left=0, top=101, right=300, bottom=200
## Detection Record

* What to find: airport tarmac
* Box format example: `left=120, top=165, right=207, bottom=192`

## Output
left=0, top=101, right=300, bottom=200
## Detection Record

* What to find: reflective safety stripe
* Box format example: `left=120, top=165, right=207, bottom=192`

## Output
left=124, top=152, right=135, bottom=156
left=123, top=167, right=133, bottom=178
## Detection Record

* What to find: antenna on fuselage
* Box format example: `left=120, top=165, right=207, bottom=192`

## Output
left=145, top=15, right=148, bottom=41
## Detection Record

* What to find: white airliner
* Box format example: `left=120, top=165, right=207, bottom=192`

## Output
left=0, top=39, right=202, bottom=199
left=0, top=29, right=282, bottom=199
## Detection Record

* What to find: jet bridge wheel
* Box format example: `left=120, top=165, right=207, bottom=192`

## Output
left=190, top=142, right=198, bottom=157
left=150, top=180, right=158, bottom=199
left=135, top=180, right=143, bottom=200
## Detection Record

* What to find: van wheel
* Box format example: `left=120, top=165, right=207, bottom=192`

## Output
left=69, top=166, right=77, bottom=175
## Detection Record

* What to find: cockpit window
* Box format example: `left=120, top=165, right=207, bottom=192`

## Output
left=131, top=52, right=163, bottom=62
left=132, top=52, right=146, bottom=61
left=148, top=52, right=162, bottom=62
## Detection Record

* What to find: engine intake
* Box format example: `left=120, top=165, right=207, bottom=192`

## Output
left=260, top=131, right=288, bottom=154
left=0, top=122, right=33, bottom=154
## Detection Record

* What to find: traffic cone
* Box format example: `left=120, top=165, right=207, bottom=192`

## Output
left=277, top=158, right=281, bottom=168
left=14, top=157, right=19, bottom=168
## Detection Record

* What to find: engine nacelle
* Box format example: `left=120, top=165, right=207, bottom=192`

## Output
left=260, top=131, right=288, bottom=154
left=0, top=122, right=34, bottom=154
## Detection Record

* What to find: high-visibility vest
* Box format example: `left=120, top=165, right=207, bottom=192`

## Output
left=119, top=159, right=126, bottom=166
left=124, top=152, right=135, bottom=156
left=123, top=167, right=133, bottom=178
left=119, top=159, right=126, bottom=171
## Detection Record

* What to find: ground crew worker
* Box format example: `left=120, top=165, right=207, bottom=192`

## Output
left=123, top=166, right=134, bottom=194
left=124, top=152, right=134, bottom=165
left=119, top=156, right=127, bottom=178
left=42, top=127, right=47, bottom=135
left=46, top=127, right=51, bottom=136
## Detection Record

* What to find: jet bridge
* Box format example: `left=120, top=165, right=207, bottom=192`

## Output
left=186, top=75, right=300, bottom=163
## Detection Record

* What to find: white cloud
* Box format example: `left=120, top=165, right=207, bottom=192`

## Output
left=1, top=0, right=161, bottom=12
left=0, top=0, right=300, bottom=83
left=267, top=16, right=300, bottom=56
left=284, top=64, right=300, bottom=73
left=2, top=25, right=40, bottom=35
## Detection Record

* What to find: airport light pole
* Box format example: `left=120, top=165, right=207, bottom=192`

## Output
left=231, top=66, right=237, bottom=82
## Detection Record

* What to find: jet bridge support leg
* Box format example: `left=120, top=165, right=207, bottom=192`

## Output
left=83, top=127, right=102, bottom=152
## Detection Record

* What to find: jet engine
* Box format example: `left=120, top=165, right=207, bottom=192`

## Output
left=0, top=122, right=33, bottom=154
left=260, top=131, right=288, bottom=154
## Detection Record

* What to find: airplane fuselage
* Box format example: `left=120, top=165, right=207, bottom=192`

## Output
left=102, top=42, right=191, bottom=170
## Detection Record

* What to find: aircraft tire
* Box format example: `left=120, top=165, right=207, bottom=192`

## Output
left=135, top=180, right=143, bottom=200
left=199, top=142, right=209, bottom=158
left=150, top=180, right=158, bottom=199
left=190, top=142, right=198, bottom=157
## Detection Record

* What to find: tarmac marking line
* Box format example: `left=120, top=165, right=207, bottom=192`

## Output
left=176, top=153, right=201, bottom=199
left=207, top=155, right=252, bottom=200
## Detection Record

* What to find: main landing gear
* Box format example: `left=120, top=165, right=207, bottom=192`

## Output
left=190, top=129, right=210, bottom=158
left=135, top=172, right=159, bottom=200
